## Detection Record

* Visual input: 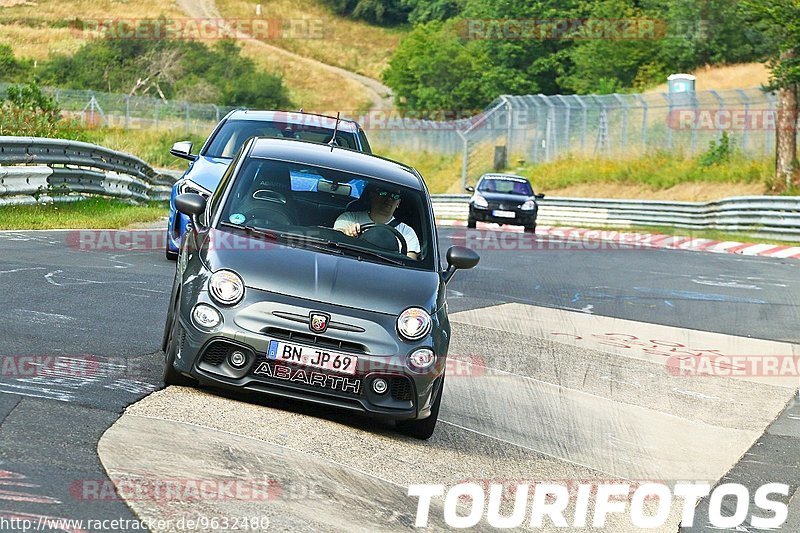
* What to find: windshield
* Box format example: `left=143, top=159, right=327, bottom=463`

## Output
left=478, top=177, right=533, bottom=195
left=218, top=157, right=434, bottom=270
left=204, top=118, right=359, bottom=158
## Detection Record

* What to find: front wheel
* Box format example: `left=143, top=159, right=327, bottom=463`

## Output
left=163, top=300, right=195, bottom=387
left=397, top=376, right=444, bottom=440
left=467, top=217, right=476, bottom=229
left=524, top=224, right=536, bottom=234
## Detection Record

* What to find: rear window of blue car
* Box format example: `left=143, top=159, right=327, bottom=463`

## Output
left=289, top=169, right=366, bottom=198
left=205, top=119, right=359, bottom=158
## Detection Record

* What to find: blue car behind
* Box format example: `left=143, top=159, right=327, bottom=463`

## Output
left=166, top=109, right=372, bottom=259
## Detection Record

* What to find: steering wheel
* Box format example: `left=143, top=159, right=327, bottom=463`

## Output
left=358, top=223, right=408, bottom=255
left=241, top=206, right=295, bottom=227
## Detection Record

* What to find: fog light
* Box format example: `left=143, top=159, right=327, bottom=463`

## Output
left=408, top=348, right=436, bottom=372
left=192, top=304, right=221, bottom=330
left=229, top=350, right=247, bottom=368
left=372, top=378, right=388, bottom=394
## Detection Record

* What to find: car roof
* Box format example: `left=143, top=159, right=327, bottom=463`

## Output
left=248, top=138, right=424, bottom=191
left=227, top=110, right=359, bottom=132
left=479, top=173, right=530, bottom=182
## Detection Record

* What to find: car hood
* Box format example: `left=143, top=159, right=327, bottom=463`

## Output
left=476, top=191, right=534, bottom=204
left=199, top=229, right=443, bottom=316
left=185, top=155, right=231, bottom=192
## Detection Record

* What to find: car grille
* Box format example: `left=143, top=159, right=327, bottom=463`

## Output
left=262, top=327, right=367, bottom=354
left=390, top=376, right=414, bottom=401
left=201, top=340, right=253, bottom=366
left=488, top=201, right=521, bottom=210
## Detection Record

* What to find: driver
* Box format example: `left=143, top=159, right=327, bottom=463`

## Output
left=334, top=186, right=421, bottom=259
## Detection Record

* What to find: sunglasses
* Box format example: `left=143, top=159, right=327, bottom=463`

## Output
left=376, top=190, right=401, bottom=200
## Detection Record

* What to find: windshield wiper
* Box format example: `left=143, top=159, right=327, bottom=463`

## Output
left=332, top=242, right=405, bottom=265
left=221, top=223, right=404, bottom=265
left=283, top=232, right=405, bottom=265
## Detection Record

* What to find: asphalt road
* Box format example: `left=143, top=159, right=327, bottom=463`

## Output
left=0, top=226, right=798, bottom=531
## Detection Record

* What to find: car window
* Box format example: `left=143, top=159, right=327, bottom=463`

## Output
left=478, top=178, right=533, bottom=195
left=218, top=158, right=434, bottom=270
left=289, top=169, right=366, bottom=198
left=204, top=119, right=359, bottom=158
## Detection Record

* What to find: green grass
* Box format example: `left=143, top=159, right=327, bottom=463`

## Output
left=514, top=151, right=771, bottom=191
left=0, top=198, right=168, bottom=230
left=80, top=129, right=208, bottom=170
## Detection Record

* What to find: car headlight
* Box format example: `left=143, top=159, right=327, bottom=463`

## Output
left=192, top=303, right=222, bottom=330
left=408, top=348, right=436, bottom=372
left=397, top=307, right=432, bottom=341
left=520, top=199, right=537, bottom=211
left=208, top=270, right=244, bottom=305
left=471, top=193, right=488, bottom=209
left=178, top=180, right=212, bottom=198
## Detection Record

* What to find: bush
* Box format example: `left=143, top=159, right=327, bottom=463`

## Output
left=699, top=132, right=736, bottom=167
left=0, top=82, right=84, bottom=138
left=39, top=37, right=291, bottom=109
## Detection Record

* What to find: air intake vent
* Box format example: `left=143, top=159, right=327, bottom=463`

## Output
left=390, top=376, right=414, bottom=401
left=200, top=341, right=243, bottom=366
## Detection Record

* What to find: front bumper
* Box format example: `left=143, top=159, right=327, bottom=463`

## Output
left=171, top=287, right=446, bottom=421
left=470, top=205, right=538, bottom=226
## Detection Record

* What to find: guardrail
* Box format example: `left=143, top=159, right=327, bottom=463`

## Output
left=0, top=137, right=181, bottom=205
left=2, top=137, right=799, bottom=243
left=431, top=195, right=800, bottom=242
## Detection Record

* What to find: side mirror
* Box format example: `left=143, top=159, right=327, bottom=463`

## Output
left=442, top=245, right=480, bottom=284
left=535, top=193, right=545, bottom=199
left=175, top=193, right=207, bottom=232
left=465, top=186, right=475, bottom=193
left=170, top=141, right=197, bottom=161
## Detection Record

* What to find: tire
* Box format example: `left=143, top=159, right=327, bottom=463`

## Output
left=524, top=224, right=536, bottom=234
left=397, top=375, right=444, bottom=440
left=467, top=217, right=476, bottom=229
left=162, top=292, right=195, bottom=387
left=166, top=247, right=178, bottom=261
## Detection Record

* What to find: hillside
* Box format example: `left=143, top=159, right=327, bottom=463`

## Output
left=646, top=63, right=770, bottom=93
left=0, top=0, right=401, bottom=112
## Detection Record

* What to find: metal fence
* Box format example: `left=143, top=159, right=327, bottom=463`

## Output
left=0, top=83, right=787, bottom=187
left=368, top=88, right=786, bottom=187
left=0, top=83, right=236, bottom=135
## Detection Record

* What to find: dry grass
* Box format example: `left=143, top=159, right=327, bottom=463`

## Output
left=216, top=0, right=405, bottom=80
left=0, top=0, right=185, bottom=58
left=647, top=63, right=770, bottom=93
left=0, top=0, right=375, bottom=111
left=375, top=146, right=464, bottom=194
left=237, top=39, right=373, bottom=113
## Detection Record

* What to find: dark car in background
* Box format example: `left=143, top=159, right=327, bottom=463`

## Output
left=162, top=137, right=479, bottom=439
left=166, top=110, right=372, bottom=259
left=466, top=173, right=545, bottom=233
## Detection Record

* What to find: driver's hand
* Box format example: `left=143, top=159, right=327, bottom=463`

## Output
left=342, top=223, right=361, bottom=237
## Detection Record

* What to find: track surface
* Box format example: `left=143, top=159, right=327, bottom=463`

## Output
left=0, top=227, right=798, bottom=531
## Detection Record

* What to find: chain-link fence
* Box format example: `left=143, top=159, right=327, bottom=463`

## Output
left=0, top=83, right=236, bottom=135
left=1, top=83, right=786, bottom=188
left=367, top=87, right=786, bottom=188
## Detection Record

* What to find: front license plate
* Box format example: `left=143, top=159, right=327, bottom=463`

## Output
left=493, top=209, right=515, bottom=218
left=267, top=340, right=358, bottom=375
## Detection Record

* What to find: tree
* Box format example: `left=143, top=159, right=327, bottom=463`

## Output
left=741, top=0, right=800, bottom=188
